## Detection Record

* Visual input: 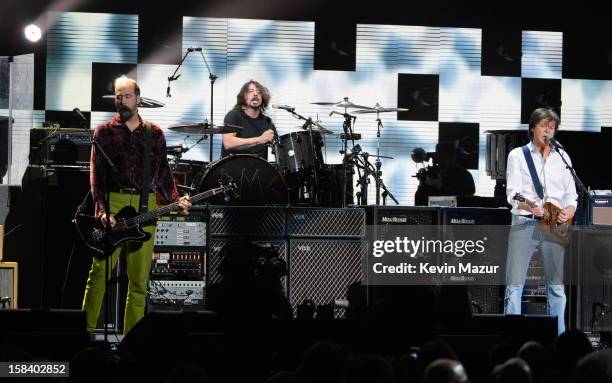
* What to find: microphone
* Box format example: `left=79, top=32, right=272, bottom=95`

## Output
left=544, top=135, right=564, bottom=149
left=166, top=144, right=190, bottom=155
left=271, top=104, right=295, bottom=112
left=166, top=75, right=180, bottom=98
left=187, top=47, right=202, bottom=52
left=73, top=108, right=87, bottom=123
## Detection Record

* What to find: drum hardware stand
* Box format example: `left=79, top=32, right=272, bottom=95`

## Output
left=331, top=111, right=359, bottom=208
left=372, top=113, right=398, bottom=205
left=166, top=47, right=217, bottom=162
left=349, top=144, right=398, bottom=206
left=354, top=147, right=370, bottom=205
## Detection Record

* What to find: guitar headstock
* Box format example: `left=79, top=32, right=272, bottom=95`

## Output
left=513, top=193, right=526, bottom=203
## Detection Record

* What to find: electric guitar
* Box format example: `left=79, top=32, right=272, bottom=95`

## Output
left=75, top=181, right=237, bottom=258
left=512, top=193, right=573, bottom=245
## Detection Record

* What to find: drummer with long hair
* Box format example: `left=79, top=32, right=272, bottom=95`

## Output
left=222, top=80, right=277, bottom=159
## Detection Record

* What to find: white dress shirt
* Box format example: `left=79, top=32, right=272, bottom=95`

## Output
left=506, top=141, right=578, bottom=215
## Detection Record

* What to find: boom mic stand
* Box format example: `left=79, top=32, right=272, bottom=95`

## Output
left=91, top=138, right=118, bottom=344
left=548, top=140, right=594, bottom=224
left=167, top=47, right=218, bottom=162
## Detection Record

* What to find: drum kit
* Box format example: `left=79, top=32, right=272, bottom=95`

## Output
left=104, top=94, right=406, bottom=206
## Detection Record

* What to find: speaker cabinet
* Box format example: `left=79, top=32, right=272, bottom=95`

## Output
left=0, top=262, right=18, bottom=308
left=287, top=207, right=365, bottom=238
left=289, top=239, right=365, bottom=318
left=572, top=228, right=612, bottom=332
left=207, top=238, right=288, bottom=289
left=442, top=207, right=511, bottom=314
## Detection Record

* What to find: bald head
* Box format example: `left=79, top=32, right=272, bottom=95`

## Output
left=114, top=77, right=140, bottom=119
left=114, top=77, right=140, bottom=96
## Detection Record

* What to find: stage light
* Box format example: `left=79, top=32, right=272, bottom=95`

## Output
left=24, top=24, right=42, bottom=42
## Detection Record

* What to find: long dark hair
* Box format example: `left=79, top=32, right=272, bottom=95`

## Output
left=232, top=80, right=271, bottom=112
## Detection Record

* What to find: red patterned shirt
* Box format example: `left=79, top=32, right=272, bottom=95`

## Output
left=90, top=114, right=179, bottom=216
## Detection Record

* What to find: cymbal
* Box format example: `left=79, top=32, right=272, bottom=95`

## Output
left=311, top=97, right=373, bottom=110
left=167, top=123, right=243, bottom=135
left=353, top=103, right=409, bottom=114
left=312, top=127, right=335, bottom=135
left=102, top=95, right=166, bottom=108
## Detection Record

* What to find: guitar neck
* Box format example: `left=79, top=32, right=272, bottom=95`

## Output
left=513, top=193, right=538, bottom=209
left=520, top=197, right=538, bottom=209
left=131, top=187, right=225, bottom=226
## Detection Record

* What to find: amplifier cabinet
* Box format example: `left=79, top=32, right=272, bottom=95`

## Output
left=208, top=206, right=286, bottom=237
left=287, top=208, right=365, bottom=238
left=591, top=195, right=612, bottom=226
left=0, top=262, right=18, bottom=309
left=29, top=128, right=92, bottom=166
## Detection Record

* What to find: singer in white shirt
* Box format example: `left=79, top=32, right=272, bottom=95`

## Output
left=504, top=108, right=578, bottom=335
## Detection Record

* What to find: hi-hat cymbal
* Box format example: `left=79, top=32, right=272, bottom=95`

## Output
left=102, top=95, right=166, bottom=108
left=353, top=103, right=409, bottom=114
left=311, top=97, right=373, bottom=110
left=167, top=123, right=243, bottom=135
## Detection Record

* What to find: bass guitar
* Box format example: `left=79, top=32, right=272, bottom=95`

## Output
left=74, top=182, right=236, bottom=258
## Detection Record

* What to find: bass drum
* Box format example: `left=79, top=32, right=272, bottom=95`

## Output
left=194, top=154, right=288, bottom=206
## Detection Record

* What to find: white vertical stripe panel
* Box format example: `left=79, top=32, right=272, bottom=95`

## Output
left=561, top=79, right=612, bottom=132
left=356, top=24, right=440, bottom=74
left=5, top=110, right=33, bottom=185
left=439, top=27, right=481, bottom=122
left=0, top=111, right=43, bottom=183
left=599, top=82, right=612, bottom=128
left=6, top=53, right=36, bottom=185
left=46, top=12, right=139, bottom=111
left=521, top=31, right=563, bottom=79
left=478, top=76, right=523, bottom=197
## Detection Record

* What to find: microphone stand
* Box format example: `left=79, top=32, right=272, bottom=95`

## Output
left=379, top=179, right=399, bottom=206
left=374, top=113, right=383, bottom=205
left=167, top=47, right=217, bottom=162
left=92, top=138, right=118, bottom=344
left=549, top=142, right=594, bottom=225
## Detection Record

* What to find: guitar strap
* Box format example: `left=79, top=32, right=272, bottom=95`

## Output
left=521, top=145, right=544, bottom=200
left=140, top=120, right=152, bottom=214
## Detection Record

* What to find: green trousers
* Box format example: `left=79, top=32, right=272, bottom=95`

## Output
left=82, top=192, right=157, bottom=335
